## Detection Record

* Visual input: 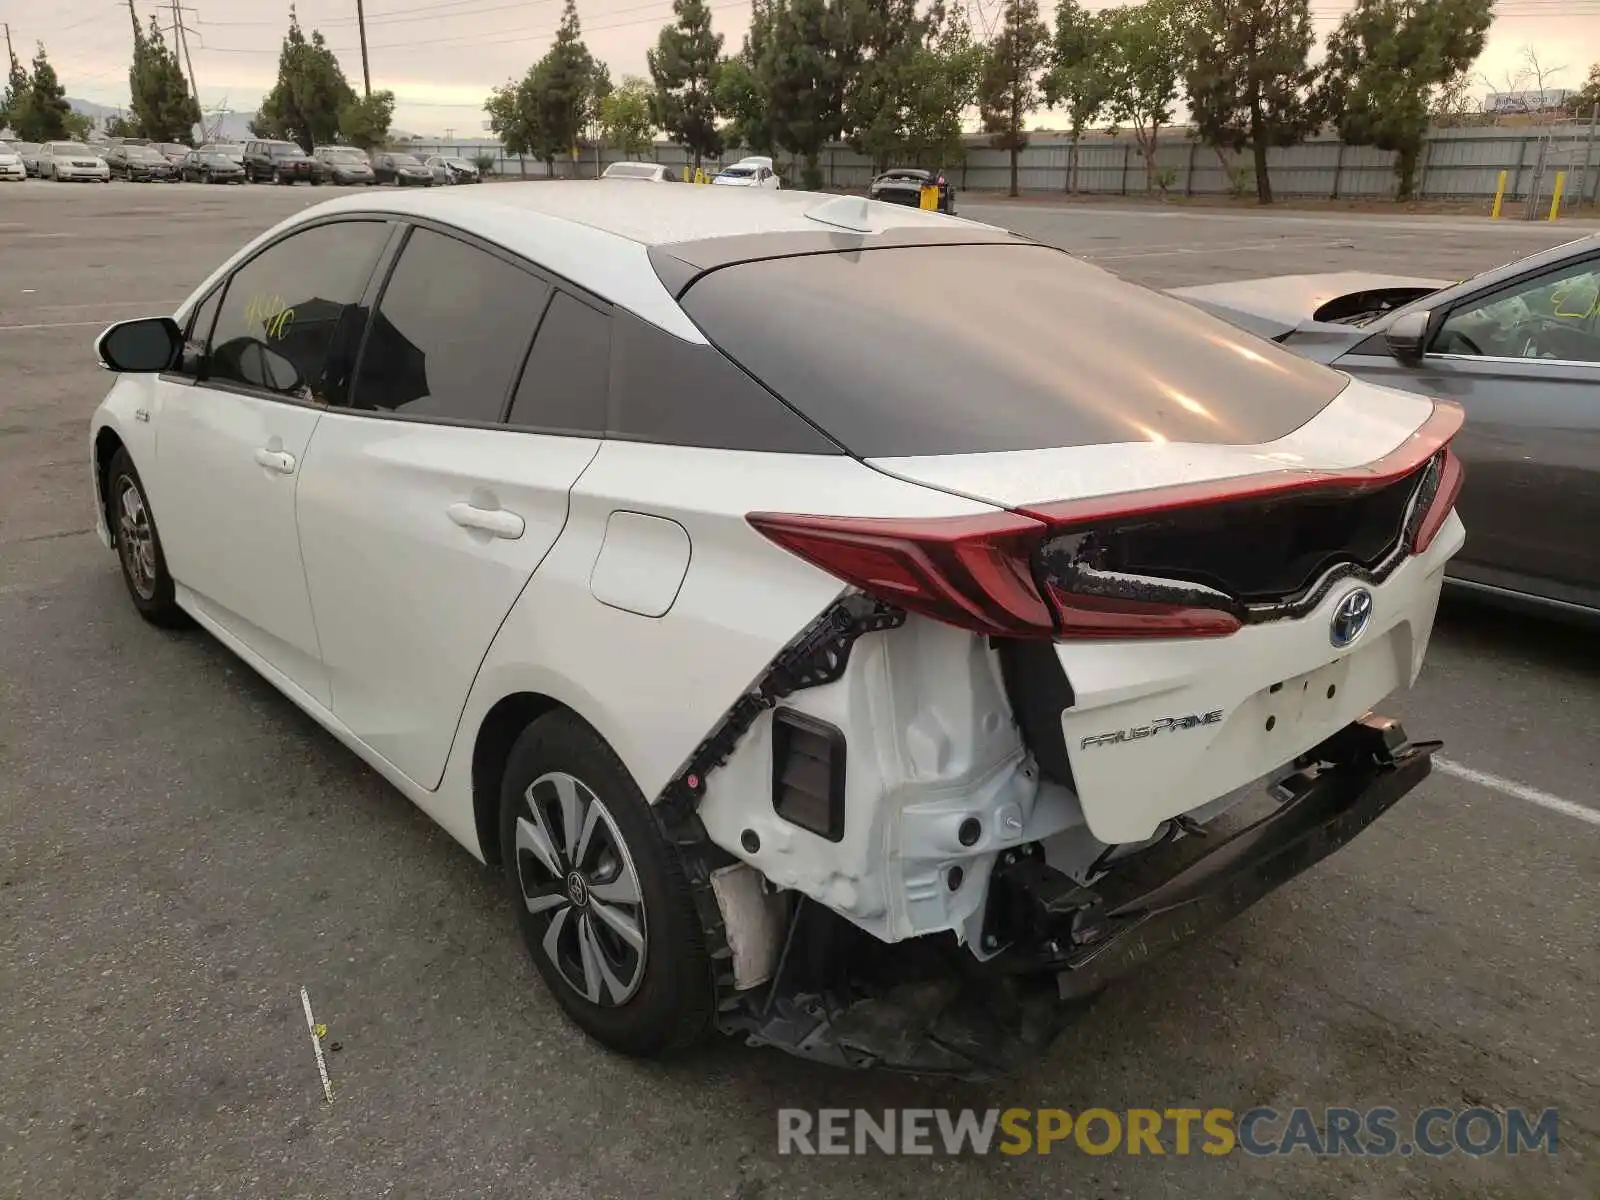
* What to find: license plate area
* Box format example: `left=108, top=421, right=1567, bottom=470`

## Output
left=1058, top=623, right=1411, bottom=845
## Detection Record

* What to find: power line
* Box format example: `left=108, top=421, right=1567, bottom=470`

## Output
left=197, top=0, right=749, bottom=55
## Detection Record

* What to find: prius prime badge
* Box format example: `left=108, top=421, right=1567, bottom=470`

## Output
left=1330, top=588, right=1374, bottom=649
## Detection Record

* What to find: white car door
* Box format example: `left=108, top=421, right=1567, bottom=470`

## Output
left=150, top=218, right=394, bottom=705
left=294, top=225, right=608, bottom=790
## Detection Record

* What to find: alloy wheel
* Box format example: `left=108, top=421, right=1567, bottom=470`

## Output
left=514, top=771, right=648, bottom=1007
left=116, top=480, right=158, bottom=601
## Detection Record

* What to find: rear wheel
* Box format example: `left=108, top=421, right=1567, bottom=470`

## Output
left=498, top=711, right=713, bottom=1058
left=107, top=448, right=187, bottom=628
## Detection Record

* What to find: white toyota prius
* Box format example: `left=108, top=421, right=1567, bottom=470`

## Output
left=89, top=183, right=1465, bottom=1076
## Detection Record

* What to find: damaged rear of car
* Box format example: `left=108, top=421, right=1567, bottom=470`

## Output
left=630, top=236, right=1465, bottom=1076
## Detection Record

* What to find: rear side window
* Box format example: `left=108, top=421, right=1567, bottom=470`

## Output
left=506, top=292, right=609, bottom=435
left=350, top=227, right=551, bottom=422
left=678, top=243, right=1347, bottom=458
left=207, top=220, right=389, bottom=402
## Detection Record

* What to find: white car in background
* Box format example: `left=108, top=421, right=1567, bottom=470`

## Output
left=602, top=161, right=681, bottom=183
left=0, top=141, right=25, bottom=181
left=87, top=183, right=1463, bottom=1077
left=711, top=156, right=780, bottom=189
left=41, top=141, right=110, bottom=182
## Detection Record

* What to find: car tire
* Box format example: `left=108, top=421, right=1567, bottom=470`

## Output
left=106, top=448, right=188, bottom=629
left=498, top=710, right=714, bottom=1058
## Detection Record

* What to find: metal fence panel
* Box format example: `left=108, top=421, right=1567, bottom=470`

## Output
left=403, top=119, right=1599, bottom=208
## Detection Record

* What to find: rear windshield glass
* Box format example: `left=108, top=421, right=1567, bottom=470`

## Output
left=678, top=243, right=1347, bottom=458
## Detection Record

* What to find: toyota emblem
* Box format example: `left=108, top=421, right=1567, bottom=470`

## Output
left=1329, top=588, right=1374, bottom=649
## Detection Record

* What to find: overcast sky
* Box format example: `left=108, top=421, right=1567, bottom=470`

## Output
left=27, top=0, right=1600, bottom=137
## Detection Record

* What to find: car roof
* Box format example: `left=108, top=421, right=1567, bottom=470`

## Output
left=204, top=182, right=1014, bottom=345
left=307, top=180, right=997, bottom=249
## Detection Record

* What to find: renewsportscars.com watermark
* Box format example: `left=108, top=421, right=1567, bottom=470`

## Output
left=777, top=1107, right=1560, bottom=1158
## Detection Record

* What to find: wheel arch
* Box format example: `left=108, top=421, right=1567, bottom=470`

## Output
left=94, top=424, right=127, bottom=529
left=471, top=690, right=634, bottom=868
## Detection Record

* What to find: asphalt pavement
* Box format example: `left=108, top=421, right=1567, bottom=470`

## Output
left=1, top=182, right=1596, bottom=1200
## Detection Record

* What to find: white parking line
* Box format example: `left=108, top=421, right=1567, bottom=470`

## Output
left=1435, top=757, right=1600, bottom=828
left=0, top=319, right=106, bottom=332
left=299, top=986, right=334, bottom=1104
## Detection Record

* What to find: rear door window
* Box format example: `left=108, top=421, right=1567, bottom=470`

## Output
left=348, top=226, right=551, bottom=423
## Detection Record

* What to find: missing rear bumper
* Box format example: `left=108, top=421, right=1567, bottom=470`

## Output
left=724, top=712, right=1437, bottom=1077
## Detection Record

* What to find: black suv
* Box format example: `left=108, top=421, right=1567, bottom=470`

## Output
left=242, top=139, right=326, bottom=185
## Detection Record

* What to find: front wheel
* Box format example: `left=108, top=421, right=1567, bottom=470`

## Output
left=107, top=448, right=188, bottom=628
left=499, top=711, right=713, bottom=1058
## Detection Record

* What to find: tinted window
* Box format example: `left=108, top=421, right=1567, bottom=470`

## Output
left=207, top=220, right=388, bottom=402
left=1434, top=257, right=1600, bottom=363
left=178, top=288, right=223, bottom=377
left=506, top=292, right=609, bottom=435
left=604, top=309, right=840, bottom=453
left=678, top=243, right=1347, bottom=457
left=350, top=227, right=550, bottom=422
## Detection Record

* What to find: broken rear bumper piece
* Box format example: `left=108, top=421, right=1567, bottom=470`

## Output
left=719, top=713, right=1438, bottom=1078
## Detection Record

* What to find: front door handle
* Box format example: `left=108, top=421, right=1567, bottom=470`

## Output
left=253, top=447, right=296, bottom=474
left=447, top=501, right=525, bottom=540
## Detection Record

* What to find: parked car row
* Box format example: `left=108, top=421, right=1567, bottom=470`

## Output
left=0, top=137, right=481, bottom=187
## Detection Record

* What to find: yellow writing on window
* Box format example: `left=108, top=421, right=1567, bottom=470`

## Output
left=244, top=293, right=296, bottom=341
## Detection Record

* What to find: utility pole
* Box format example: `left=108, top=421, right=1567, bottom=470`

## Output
left=355, top=0, right=371, bottom=97
left=4, top=22, right=14, bottom=63
left=170, top=0, right=201, bottom=120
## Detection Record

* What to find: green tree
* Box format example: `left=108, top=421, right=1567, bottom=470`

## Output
left=2, top=45, right=29, bottom=132
left=1319, top=0, right=1492, bottom=200
left=254, top=6, right=357, bottom=151
left=648, top=0, right=723, bottom=167
left=104, top=112, right=142, bottom=138
left=485, top=76, right=537, bottom=164
left=600, top=75, right=656, bottom=157
left=1098, top=0, right=1185, bottom=194
left=901, top=1, right=983, bottom=170
left=1042, top=0, right=1108, bottom=193
left=486, top=5, right=608, bottom=176
left=532, top=0, right=610, bottom=169
left=62, top=109, right=93, bottom=140
left=767, top=0, right=855, bottom=189
left=129, top=15, right=201, bottom=145
left=18, top=44, right=73, bottom=141
left=714, top=0, right=779, bottom=154
left=1183, top=0, right=1318, bottom=204
left=1567, top=62, right=1599, bottom=117
left=978, top=0, right=1049, bottom=197
left=338, top=89, right=394, bottom=149
left=841, top=0, right=928, bottom=173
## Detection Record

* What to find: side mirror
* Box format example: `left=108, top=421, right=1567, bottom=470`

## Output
left=1384, top=309, right=1431, bottom=363
left=96, top=316, right=182, bottom=373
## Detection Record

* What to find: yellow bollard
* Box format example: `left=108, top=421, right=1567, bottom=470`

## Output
left=1548, top=171, right=1566, bottom=220
left=682, top=166, right=693, bottom=182
left=919, top=184, right=938, bottom=210
left=1490, top=169, right=1507, bottom=219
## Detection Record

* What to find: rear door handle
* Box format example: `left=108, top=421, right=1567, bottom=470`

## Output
left=253, top=447, right=296, bottom=474
left=447, top=501, right=525, bottom=540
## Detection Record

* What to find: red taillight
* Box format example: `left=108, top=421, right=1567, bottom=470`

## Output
left=750, top=402, right=1464, bottom=643
left=1412, top=447, right=1464, bottom=554
left=1043, top=584, right=1243, bottom=639
left=746, top=511, right=1241, bottom=640
left=745, top=510, right=1056, bottom=637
